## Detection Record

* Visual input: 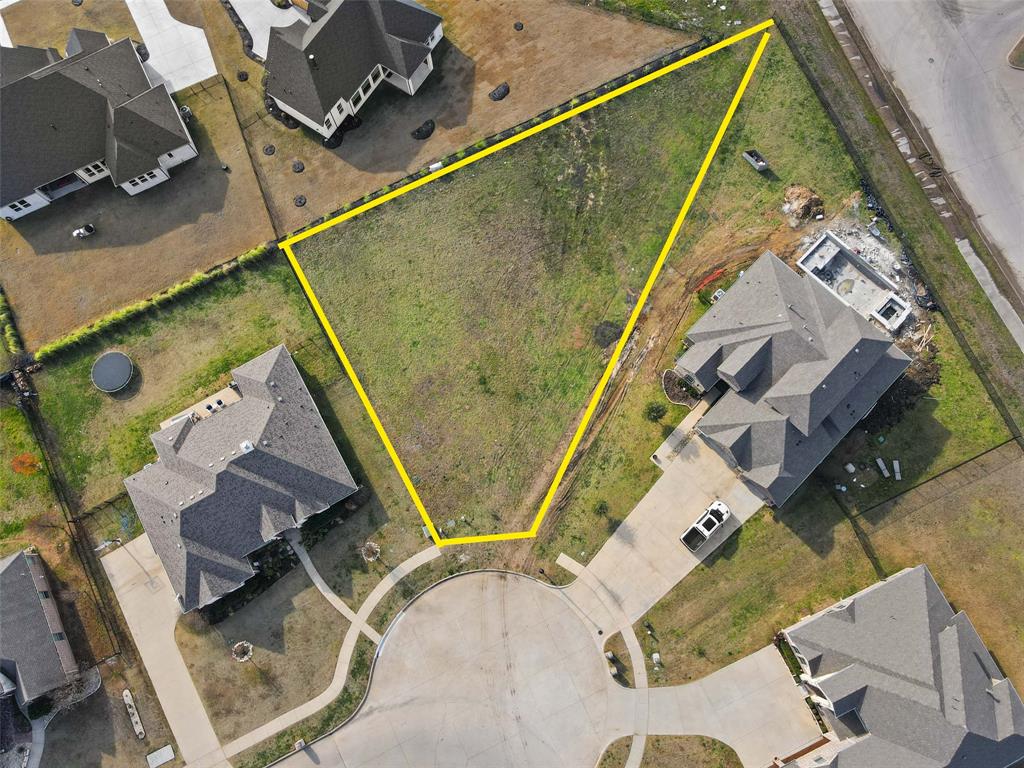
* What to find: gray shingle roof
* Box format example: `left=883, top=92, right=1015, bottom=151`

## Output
left=125, top=345, right=357, bottom=612
left=265, top=0, right=440, bottom=124
left=0, top=31, right=189, bottom=205
left=0, top=552, right=76, bottom=706
left=676, top=252, right=910, bottom=506
left=784, top=566, right=1024, bottom=768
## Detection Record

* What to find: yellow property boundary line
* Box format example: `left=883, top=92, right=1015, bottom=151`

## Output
left=282, top=21, right=774, bottom=546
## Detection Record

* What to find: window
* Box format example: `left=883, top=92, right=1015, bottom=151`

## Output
left=9, top=198, right=32, bottom=212
left=53, top=632, right=65, bottom=642
left=371, top=65, right=382, bottom=84
left=39, top=590, right=50, bottom=599
left=166, top=151, right=173, bottom=158
left=128, top=179, right=140, bottom=187
left=351, top=91, right=363, bottom=107
left=325, top=114, right=333, bottom=129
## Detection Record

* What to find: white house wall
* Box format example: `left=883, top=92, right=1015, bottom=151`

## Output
left=272, top=94, right=334, bottom=137
left=119, top=167, right=169, bottom=195
left=158, top=142, right=198, bottom=171
left=0, top=191, right=51, bottom=221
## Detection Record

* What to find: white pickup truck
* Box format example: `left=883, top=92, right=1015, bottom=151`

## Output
left=680, top=501, right=731, bottom=552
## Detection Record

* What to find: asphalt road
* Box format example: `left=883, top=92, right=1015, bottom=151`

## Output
left=843, top=0, right=1024, bottom=303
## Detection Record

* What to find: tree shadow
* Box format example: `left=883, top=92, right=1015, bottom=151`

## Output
left=8, top=115, right=228, bottom=255
left=328, top=39, right=477, bottom=175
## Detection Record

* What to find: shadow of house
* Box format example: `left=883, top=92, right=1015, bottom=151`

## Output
left=331, top=39, right=477, bottom=175
left=10, top=116, right=228, bottom=255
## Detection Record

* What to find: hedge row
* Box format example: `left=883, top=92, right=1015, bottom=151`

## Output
left=34, top=243, right=273, bottom=362
left=0, top=288, right=22, bottom=355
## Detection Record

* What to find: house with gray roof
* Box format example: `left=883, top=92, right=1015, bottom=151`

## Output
left=125, top=345, right=357, bottom=612
left=781, top=565, right=1024, bottom=768
left=265, top=0, right=443, bottom=138
left=0, top=551, right=78, bottom=710
left=0, top=28, right=196, bottom=221
left=675, top=251, right=910, bottom=507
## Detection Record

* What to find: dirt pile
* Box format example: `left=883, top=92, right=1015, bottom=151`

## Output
left=782, top=185, right=825, bottom=227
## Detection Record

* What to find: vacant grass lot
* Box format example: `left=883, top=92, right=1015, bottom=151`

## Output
left=0, top=401, right=57, bottom=529
left=175, top=567, right=347, bottom=743
left=291, top=37, right=787, bottom=538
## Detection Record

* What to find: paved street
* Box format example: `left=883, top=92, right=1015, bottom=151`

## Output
left=565, top=437, right=763, bottom=628
left=843, top=0, right=1024, bottom=309
left=101, top=535, right=227, bottom=768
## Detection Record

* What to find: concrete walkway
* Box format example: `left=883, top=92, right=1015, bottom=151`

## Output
left=230, top=0, right=306, bottom=59
left=125, top=0, right=217, bottom=92
left=285, top=530, right=382, bottom=644
left=101, top=535, right=227, bottom=768
left=220, top=543, right=441, bottom=759
left=565, top=437, right=762, bottom=628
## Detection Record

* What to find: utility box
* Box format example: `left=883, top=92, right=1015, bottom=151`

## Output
left=742, top=149, right=769, bottom=172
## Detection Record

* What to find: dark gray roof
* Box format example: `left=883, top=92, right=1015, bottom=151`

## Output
left=676, top=252, right=910, bottom=506
left=0, top=31, right=189, bottom=205
left=265, top=0, right=441, bottom=123
left=0, top=552, right=74, bottom=705
left=125, top=345, right=357, bottom=612
left=784, top=566, right=1024, bottom=768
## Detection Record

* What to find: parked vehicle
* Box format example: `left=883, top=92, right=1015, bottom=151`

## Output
left=72, top=223, right=95, bottom=238
left=680, top=500, right=731, bottom=552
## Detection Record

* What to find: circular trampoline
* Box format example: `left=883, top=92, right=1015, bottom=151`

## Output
left=91, top=351, right=134, bottom=393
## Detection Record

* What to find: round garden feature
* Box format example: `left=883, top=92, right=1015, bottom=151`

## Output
left=91, top=351, right=134, bottom=393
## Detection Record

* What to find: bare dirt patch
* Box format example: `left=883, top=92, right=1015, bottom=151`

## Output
left=0, top=78, right=273, bottom=350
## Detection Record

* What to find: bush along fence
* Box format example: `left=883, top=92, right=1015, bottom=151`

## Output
left=33, top=242, right=275, bottom=362
left=0, top=285, right=23, bottom=356
left=278, top=37, right=710, bottom=245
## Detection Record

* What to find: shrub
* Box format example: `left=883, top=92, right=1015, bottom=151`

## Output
left=593, top=500, right=609, bottom=517
left=643, top=401, right=667, bottom=422
left=0, top=289, right=23, bottom=354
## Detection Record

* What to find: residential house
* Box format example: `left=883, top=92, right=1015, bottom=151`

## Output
left=124, top=345, right=357, bottom=612
left=265, top=0, right=443, bottom=138
left=781, top=565, right=1024, bottom=767
left=0, top=551, right=78, bottom=711
left=675, top=251, right=911, bottom=507
left=0, top=28, right=197, bottom=221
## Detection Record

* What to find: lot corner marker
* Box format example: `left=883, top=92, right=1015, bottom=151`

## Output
left=282, top=22, right=775, bottom=547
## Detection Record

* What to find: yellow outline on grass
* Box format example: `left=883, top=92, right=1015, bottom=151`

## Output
left=282, top=23, right=774, bottom=547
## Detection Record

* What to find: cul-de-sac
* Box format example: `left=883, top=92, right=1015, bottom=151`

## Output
left=2, top=2, right=1024, bottom=768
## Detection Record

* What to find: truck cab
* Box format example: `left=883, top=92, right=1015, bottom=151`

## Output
left=680, top=500, right=731, bottom=552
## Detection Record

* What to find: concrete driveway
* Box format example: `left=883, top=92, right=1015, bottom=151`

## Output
left=565, top=437, right=763, bottom=627
left=843, top=0, right=1024, bottom=307
left=231, top=0, right=306, bottom=59
left=101, top=535, right=226, bottom=768
left=647, top=645, right=823, bottom=766
left=125, top=0, right=217, bottom=92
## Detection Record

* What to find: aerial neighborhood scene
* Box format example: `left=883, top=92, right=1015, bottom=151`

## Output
left=1, top=1, right=1023, bottom=768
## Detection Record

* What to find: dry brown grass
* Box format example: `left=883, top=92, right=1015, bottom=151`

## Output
left=174, top=567, right=348, bottom=743
left=599, top=735, right=742, bottom=768
left=201, top=0, right=694, bottom=234
left=1, top=0, right=140, bottom=51
left=0, top=78, right=273, bottom=349
left=43, top=657, right=181, bottom=768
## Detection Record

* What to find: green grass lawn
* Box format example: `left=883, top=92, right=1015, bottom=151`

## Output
left=32, top=260, right=320, bottom=510
left=0, top=401, right=57, bottom=530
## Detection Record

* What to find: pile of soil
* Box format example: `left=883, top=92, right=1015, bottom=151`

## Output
left=593, top=320, right=623, bottom=348
left=782, top=184, right=824, bottom=227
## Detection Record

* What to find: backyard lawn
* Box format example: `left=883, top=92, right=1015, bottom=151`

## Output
left=290, top=34, right=813, bottom=539
left=175, top=567, right=348, bottom=743
left=31, top=259, right=318, bottom=510
left=0, top=401, right=57, bottom=530
left=599, top=735, right=742, bottom=768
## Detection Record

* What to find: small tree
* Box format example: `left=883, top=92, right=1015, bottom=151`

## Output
left=593, top=500, right=609, bottom=517
left=644, top=401, right=667, bottom=422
